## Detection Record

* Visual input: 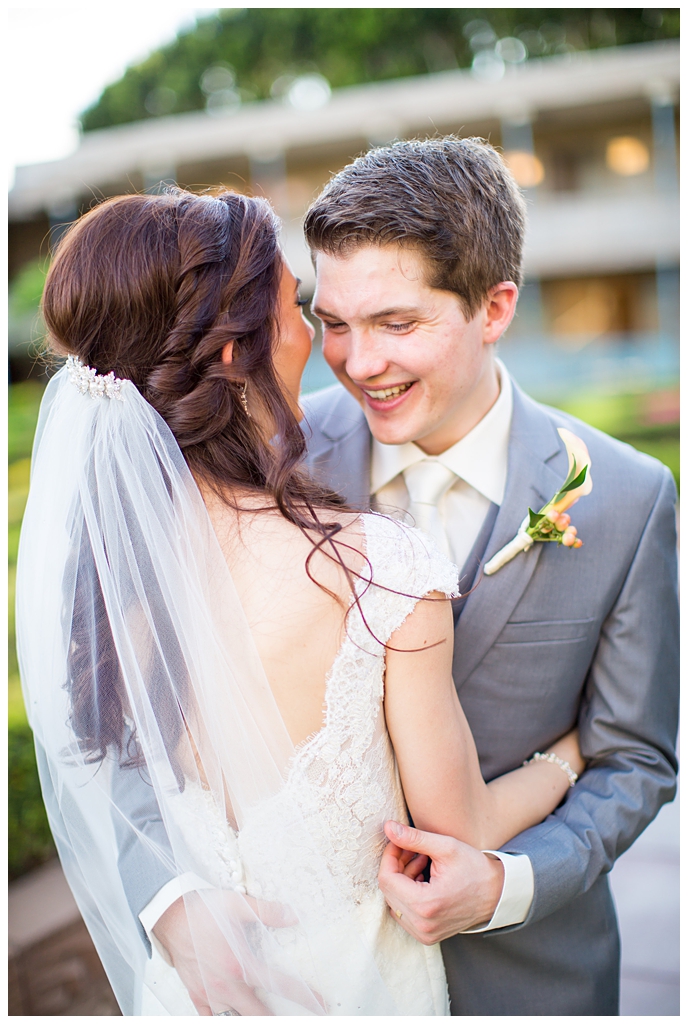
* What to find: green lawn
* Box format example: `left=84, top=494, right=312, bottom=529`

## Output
left=8, top=459, right=31, bottom=726
left=8, top=382, right=55, bottom=877
left=9, top=382, right=45, bottom=727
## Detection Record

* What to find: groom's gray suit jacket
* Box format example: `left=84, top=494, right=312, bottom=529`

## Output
left=115, top=378, right=678, bottom=1016
left=300, top=379, right=679, bottom=1016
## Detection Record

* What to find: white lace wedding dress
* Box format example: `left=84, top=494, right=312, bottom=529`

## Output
left=142, top=513, right=459, bottom=1015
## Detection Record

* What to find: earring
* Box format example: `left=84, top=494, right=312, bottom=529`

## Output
left=239, top=381, right=250, bottom=416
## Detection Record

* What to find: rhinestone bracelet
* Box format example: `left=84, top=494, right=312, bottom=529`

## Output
left=523, top=751, right=578, bottom=788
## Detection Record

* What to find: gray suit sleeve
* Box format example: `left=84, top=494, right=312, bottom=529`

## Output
left=502, top=466, right=679, bottom=926
left=110, top=758, right=176, bottom=952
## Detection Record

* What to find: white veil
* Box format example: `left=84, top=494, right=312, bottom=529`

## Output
left=16, top=358, right=399, bottom=1015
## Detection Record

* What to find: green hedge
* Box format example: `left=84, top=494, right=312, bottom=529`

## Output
left=9, top=383, right=56, bottom=880
left=9, top=724, right=56, bottom=881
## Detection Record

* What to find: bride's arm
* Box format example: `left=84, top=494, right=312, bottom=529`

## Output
left=384, top=593, right=585, bottom=851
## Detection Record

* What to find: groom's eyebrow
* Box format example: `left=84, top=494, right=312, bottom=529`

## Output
left=311, top=303, right=341, bottom=319
left=311, top=304, right=424, bottom=320
left=368, top=305, right=424, bottom=319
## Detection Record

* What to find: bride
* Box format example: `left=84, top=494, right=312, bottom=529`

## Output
left=16, top=188, right=584, bottom=1016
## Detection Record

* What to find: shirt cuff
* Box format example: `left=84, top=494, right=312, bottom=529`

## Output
left=139, top=872, right=215, bottom=959
left=460, top=851, right=534, bottom=933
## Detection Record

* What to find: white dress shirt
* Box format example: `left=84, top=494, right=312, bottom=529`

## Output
left=372, top=359, right=512, bottom=572
left=139, top=872, right=215, bottom=957
left=371, top=359, right=534, bottom=933
left=140, top=360, right=533, bottom=938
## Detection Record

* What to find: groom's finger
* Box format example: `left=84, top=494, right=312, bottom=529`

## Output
left=379, top=857, right=426, bottom=901
left=208, top=978, right=274, bottom=1017
left=242, top=892, right=298, bottom=928
left=213, top=890, right=297, bottom=928
left=403, top=853, right=428, bottom=879
left=379, top=838, right=405, bottom=874
left=398, top=847, right=421, bottom=868
left=383, top=820, right=457, bottom=860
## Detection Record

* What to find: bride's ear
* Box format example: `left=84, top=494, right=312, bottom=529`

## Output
left=221, top=341, right=234, bottom=365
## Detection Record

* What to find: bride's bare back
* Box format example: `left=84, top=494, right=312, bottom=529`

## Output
left=203, top=490, right=366, bottom=747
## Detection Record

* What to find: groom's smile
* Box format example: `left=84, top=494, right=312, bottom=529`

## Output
left=359, top=379, right=417, bottom=409
left=312, top=245, right=517, bottom=455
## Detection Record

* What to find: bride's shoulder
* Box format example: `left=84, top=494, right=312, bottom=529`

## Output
left=359, top=512, right=461, bottom=601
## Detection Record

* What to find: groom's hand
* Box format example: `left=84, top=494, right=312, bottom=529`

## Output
left=378, top=821, right=504, bottom=944
left=154, top=889, right=304, bottom=1016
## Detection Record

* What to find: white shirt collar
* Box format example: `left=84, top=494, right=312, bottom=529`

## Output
left=371, top=358, right=513, bottom=506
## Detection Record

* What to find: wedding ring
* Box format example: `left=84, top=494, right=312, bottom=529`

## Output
left=215, top=1010, right=240, bottom=1016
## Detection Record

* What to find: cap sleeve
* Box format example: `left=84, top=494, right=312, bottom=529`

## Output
left=351, top=513, right=460, bottom=648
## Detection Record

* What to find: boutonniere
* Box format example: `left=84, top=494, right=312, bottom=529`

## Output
left=484, top=428, right=592, bottom=576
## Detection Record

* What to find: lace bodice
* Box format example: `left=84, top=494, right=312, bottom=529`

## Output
left=176, top=514, right=459, bottom=898
left=252, top=513, right=460, bottom=902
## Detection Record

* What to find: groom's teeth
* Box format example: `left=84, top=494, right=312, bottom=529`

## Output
left=366, top=383, right=413, bottom=400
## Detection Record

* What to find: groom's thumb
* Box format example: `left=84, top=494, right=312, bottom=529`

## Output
left=384, top=820, right=455, bottom=858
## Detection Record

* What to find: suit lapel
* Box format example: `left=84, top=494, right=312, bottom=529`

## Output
left=452, top=385, right=567, bottom=690
left=452, top=502, right=499, bottom=625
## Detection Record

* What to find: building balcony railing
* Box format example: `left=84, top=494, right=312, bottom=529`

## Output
left=523, top=192, right=678, bottom=278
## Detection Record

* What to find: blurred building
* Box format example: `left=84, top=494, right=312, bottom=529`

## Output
left=9, top=40, right=679, bottom=397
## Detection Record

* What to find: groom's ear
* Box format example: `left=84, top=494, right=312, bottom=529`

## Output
left=482, top=282, right=519, bottom=345
left=221, top=341, right=234, bottom=365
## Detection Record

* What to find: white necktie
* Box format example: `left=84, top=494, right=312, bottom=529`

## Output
left=403, top=460, right=458, bottom=557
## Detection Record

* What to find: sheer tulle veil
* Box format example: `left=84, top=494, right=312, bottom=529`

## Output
left=16, top=358, right=399, bottom=1015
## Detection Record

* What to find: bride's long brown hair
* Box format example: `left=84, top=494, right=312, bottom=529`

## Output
left=43, top=188, right=345, bottom=519
left=43, top=188, right=349, bottom=763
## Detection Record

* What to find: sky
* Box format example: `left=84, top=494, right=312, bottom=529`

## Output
left=8, top=7, right=208, bottom=183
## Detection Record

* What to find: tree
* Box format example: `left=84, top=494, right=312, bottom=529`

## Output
left=80, top=8, right=679, bottom=132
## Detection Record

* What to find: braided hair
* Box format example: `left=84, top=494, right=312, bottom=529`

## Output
left=44, top=188, right=346, bottom=522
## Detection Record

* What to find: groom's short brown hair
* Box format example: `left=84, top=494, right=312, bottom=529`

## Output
left=304, top=136, right=526, bottom=318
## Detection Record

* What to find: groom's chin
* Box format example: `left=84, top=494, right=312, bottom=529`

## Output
left=362, top=409, right=421, bottom=448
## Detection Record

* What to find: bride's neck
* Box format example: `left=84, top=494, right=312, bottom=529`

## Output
left=193, top=473, right=273, bottom=513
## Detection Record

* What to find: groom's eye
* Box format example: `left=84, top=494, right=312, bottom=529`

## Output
left=385, top=321, right=415, bottom=333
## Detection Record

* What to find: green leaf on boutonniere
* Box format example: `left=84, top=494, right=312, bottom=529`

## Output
left=558, top=464, right=588, bottom=496
left=528, top=508, right=546, bottom=530
left=560, top=457, right=580, bottom=491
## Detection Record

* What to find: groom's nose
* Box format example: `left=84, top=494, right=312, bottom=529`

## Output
left=342, top=329, right=389, bottom=385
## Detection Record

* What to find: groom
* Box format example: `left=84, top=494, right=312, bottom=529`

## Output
left=121, top=137, right=677, bottom=1016
left=298, top=136, right=678, bottom=1015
